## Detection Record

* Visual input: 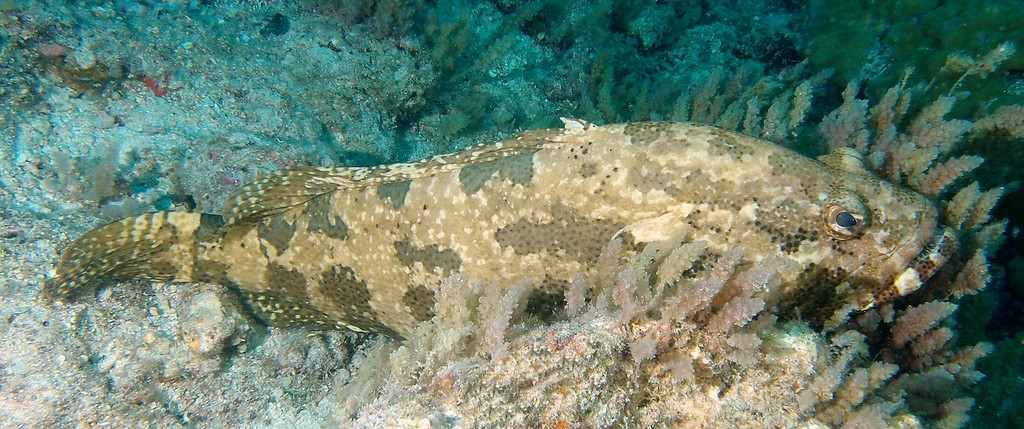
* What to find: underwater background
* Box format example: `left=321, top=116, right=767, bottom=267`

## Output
left=0, top=0, right=1022, bottom=427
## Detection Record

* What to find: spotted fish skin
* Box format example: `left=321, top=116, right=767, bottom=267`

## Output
left=47, top=120, right=955, bottom=339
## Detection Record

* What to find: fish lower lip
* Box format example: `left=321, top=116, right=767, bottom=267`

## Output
left=891, top=226, right=958, bottom=297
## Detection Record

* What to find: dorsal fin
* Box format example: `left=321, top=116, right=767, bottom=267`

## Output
left=818, top=147, right=871, bottom=174
left=220, top=168, right=353, bottom=229
left=220, top=127, right=572, bottom=229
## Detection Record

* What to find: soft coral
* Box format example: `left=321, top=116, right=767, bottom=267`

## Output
left=140, top=75, right=179, bottom=97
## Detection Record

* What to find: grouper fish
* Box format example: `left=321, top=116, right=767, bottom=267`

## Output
left=47, top=119, right=956, bottom=339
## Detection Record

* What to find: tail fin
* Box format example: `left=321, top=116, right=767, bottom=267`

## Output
left=46, top=211, right=224, bottom=300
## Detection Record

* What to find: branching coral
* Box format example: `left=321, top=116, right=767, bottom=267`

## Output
left=330, top=39, right=1022, bottom=426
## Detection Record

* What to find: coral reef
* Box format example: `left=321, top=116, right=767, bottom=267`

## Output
left=807, top=0, right=1024, bottom=235
left=808, top=0, right=1024, bottom=113
left=0, top=223, right=357, bottom=427
left=0, top=0, right=1021, bottom=427
left=339, top=235, right=985, bottom=427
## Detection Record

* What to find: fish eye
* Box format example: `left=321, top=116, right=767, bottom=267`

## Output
left=835, top=211, right=857, bottom=228
left=822, top=193, right=869, bottom=240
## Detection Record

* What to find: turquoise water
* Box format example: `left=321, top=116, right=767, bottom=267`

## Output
left=0, top=1, right=1021, bottom=427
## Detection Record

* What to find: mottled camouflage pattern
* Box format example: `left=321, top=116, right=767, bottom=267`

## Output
left=47, top=120, right=954, bottom=339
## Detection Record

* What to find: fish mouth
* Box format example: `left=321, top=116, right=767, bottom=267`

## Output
left=872, top=226, right=959, bottom=307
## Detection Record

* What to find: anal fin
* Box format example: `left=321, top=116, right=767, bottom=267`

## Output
left=241, top=290, right=398, bottom=338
